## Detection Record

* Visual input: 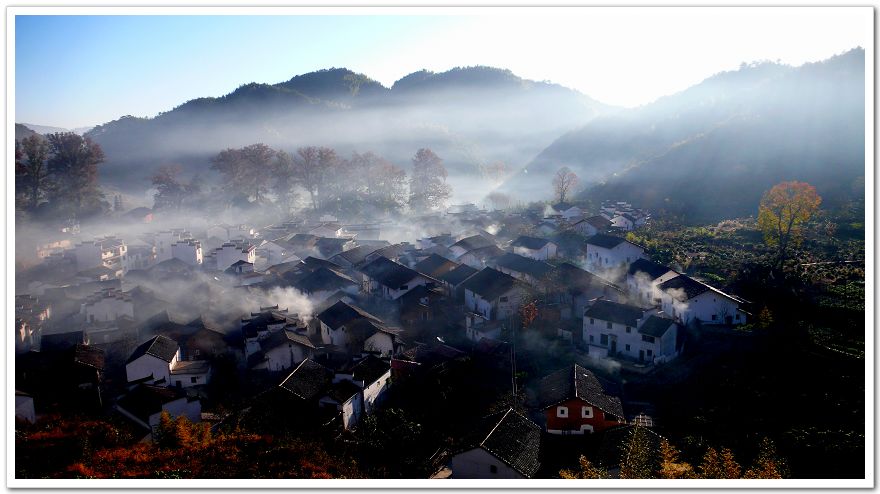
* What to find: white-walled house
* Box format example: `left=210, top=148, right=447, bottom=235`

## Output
left=583, top=300, right=679, bottom=364
left=80, top=288, right=135, bottom=323
left=509, top=236, right=558, bottom=260
left=657, top=275, right=749, bottom=326
left=170, top=239, right=203, bottom=266
left=125, top=335, right=181, bottom=385
left=460, top=267, right=525, bottom=321
left=169, top=360, right=212, bottom=388
left=115, top=384, right=201, bottom=437
left=153, top=229, right=192, bottom=262
left=451, top=408, right=541, bottom=479
left=74, top=236, right=128, bottom=274
left=348, top=355, right=392, bottom=415
left=252, top=329, right=319, bottom=372
left=358, top=256, right=435, bottom=300
left=625, top=258, right=680, bottom=307
left=206, top=241, right=257, bottom=271
left=572, top=216, right=612, bottom=237
left=316, top=300, right=390, bottom=354
left=449, top=235, right=497, bottom=259
left=585, top=234, right=646, bottom=275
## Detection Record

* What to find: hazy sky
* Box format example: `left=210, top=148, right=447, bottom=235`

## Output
left=13, top=7, right=871, bottom=129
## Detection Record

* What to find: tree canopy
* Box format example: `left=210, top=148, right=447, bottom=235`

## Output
left=757, top=181, right=822, bottom=268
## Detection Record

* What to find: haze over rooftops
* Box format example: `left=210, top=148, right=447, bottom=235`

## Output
left=510, top=235, right=552, bottom=250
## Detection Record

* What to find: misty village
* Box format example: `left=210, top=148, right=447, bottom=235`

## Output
left=11, top=12, right=868, bottom=484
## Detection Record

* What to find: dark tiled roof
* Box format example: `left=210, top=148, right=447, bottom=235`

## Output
left=359, top=256, right=423, bottom=289
left=584, top=300, right=647, bottom=327
left=262, top=329, right=318, bottom=351
left=414, top=254, right=457, bottom=278
left=627, top=258, right=676, bottom=280
left=451, top=235, right=495, bottom=252
left=478, top=409, right=542, bottom=478
left=555, top=262, right=607, bottom=290
left=73, top=344, right=105, bottom=370
left=510, top=236, right=551, bottom=250
left=330, top=244, right=377, bottom=266
left=302, top=256, right=343, bottom=271
left=551, top=202, right=573, bottom=212
left=437, top=264, right=479, bottom=286
left=638, top=316, right=676, bottom=338
left=317, top=300, right=382, bottom=330
left=279, top=359, right=332, bottom=401
left=126, top=335, right=179, bottom=364
left=538, top=364, right=625, bottom=419
left=40, top=330, right=85, bottom=352
left=350, top=355, right=390, bottom=385
left=325, top=379, right=362, bottom=404
left=315, top=237, right=351, bottom=257
left=657, top=274, right=709, bottom=300
left=295, top=267, right=357, bottom=294
left=495, top=253, right=554, bottom=279
left=461, top=245, right=505, bottom=261
left=586, top=233, right=628, bottom=249
left=116, top=384, right=185, bottom=424
left=577, top=215, right=612, bottom=229
left=459, top=267, right=519, bottom=301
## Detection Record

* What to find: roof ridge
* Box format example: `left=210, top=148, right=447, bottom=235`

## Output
left=479, top=408, right=513, bottom=448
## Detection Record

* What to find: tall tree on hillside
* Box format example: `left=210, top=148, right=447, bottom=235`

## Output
left=152, top=165, right=190, bottom=210
left=46, top=132, right=105, bottom=216
left=757, top=181, right=822, bottom=268
left=272, top=150, right=297, bottom=216
left=211, top=143, right=275, bottom=204
left=552, top=166, right=578, bottom=204
left=352, top=151, right=408, bottom=213
left=16, top=134, right=50, bottom=211
left=408, top=148, right=451, bottom=213
left=293, top=146, right=338, bottom=210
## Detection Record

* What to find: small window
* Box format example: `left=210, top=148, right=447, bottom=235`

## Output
left=735, top=314, right=741, bottom=320
left=600, top=334, right=608, bottom=345
left=589, top=318, right=594, bottom=325
left=582, top=406, right=593, bottom=418
left=606, top=321, right=612, bottom=329
left=500, top=296, right=508, bottom=302
left=647, top=349, right=653, bottom=357
left=625, top=326, right=631, bottom=333
left=642, top=335, right=656, bottom=343
left=191, top=377, right=198, bottom=384
left=557, top=406, right=568, bottom=418
left=490, top=465, right=498, bottom=474
left=589, top=335, right=594, bottom=343
left=625, top=344, right=631, bottom=351
left=711, top=314, right=717, bottom=320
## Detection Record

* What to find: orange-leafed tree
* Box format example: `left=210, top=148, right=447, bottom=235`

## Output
left=757, top=181, right=822, bottom=268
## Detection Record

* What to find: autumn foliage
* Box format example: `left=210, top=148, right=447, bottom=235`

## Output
left=757, top=181, right=822, bottom=268
left=17, top=412, right=363, bottom=479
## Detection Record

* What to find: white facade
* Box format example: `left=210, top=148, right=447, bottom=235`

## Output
left=464, top=287, right=522, bottom=321
left=612, top=215, right=635, bottom=231
left=452, top=448, right=525, bottom=479
left=512, top=243, right=557, bottom=261
left=170, top=361, right=212, bottom=388
left=626, top=271, right=680, bottom=307
left=660, top=290, right=748, bottom=326
left=81, top=293, right=134, bottom=323
left=586, top=242, right=645, bottom=275
left=171, top=240, right=203, bottom=266
left=363, top=331, right=395, bottom=357
left=360, top=369, right=391, bottom=415
left=153, top=230, right=190, bottom=262
left=259, top=341, right=314, bottom=372
left=126, top=351, right=180, bottom=385
left=583, top=311, right=679, bottom=364
left=210, top=243, right=257, bottom=271
left=378, top=274, right=431, bottom=300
